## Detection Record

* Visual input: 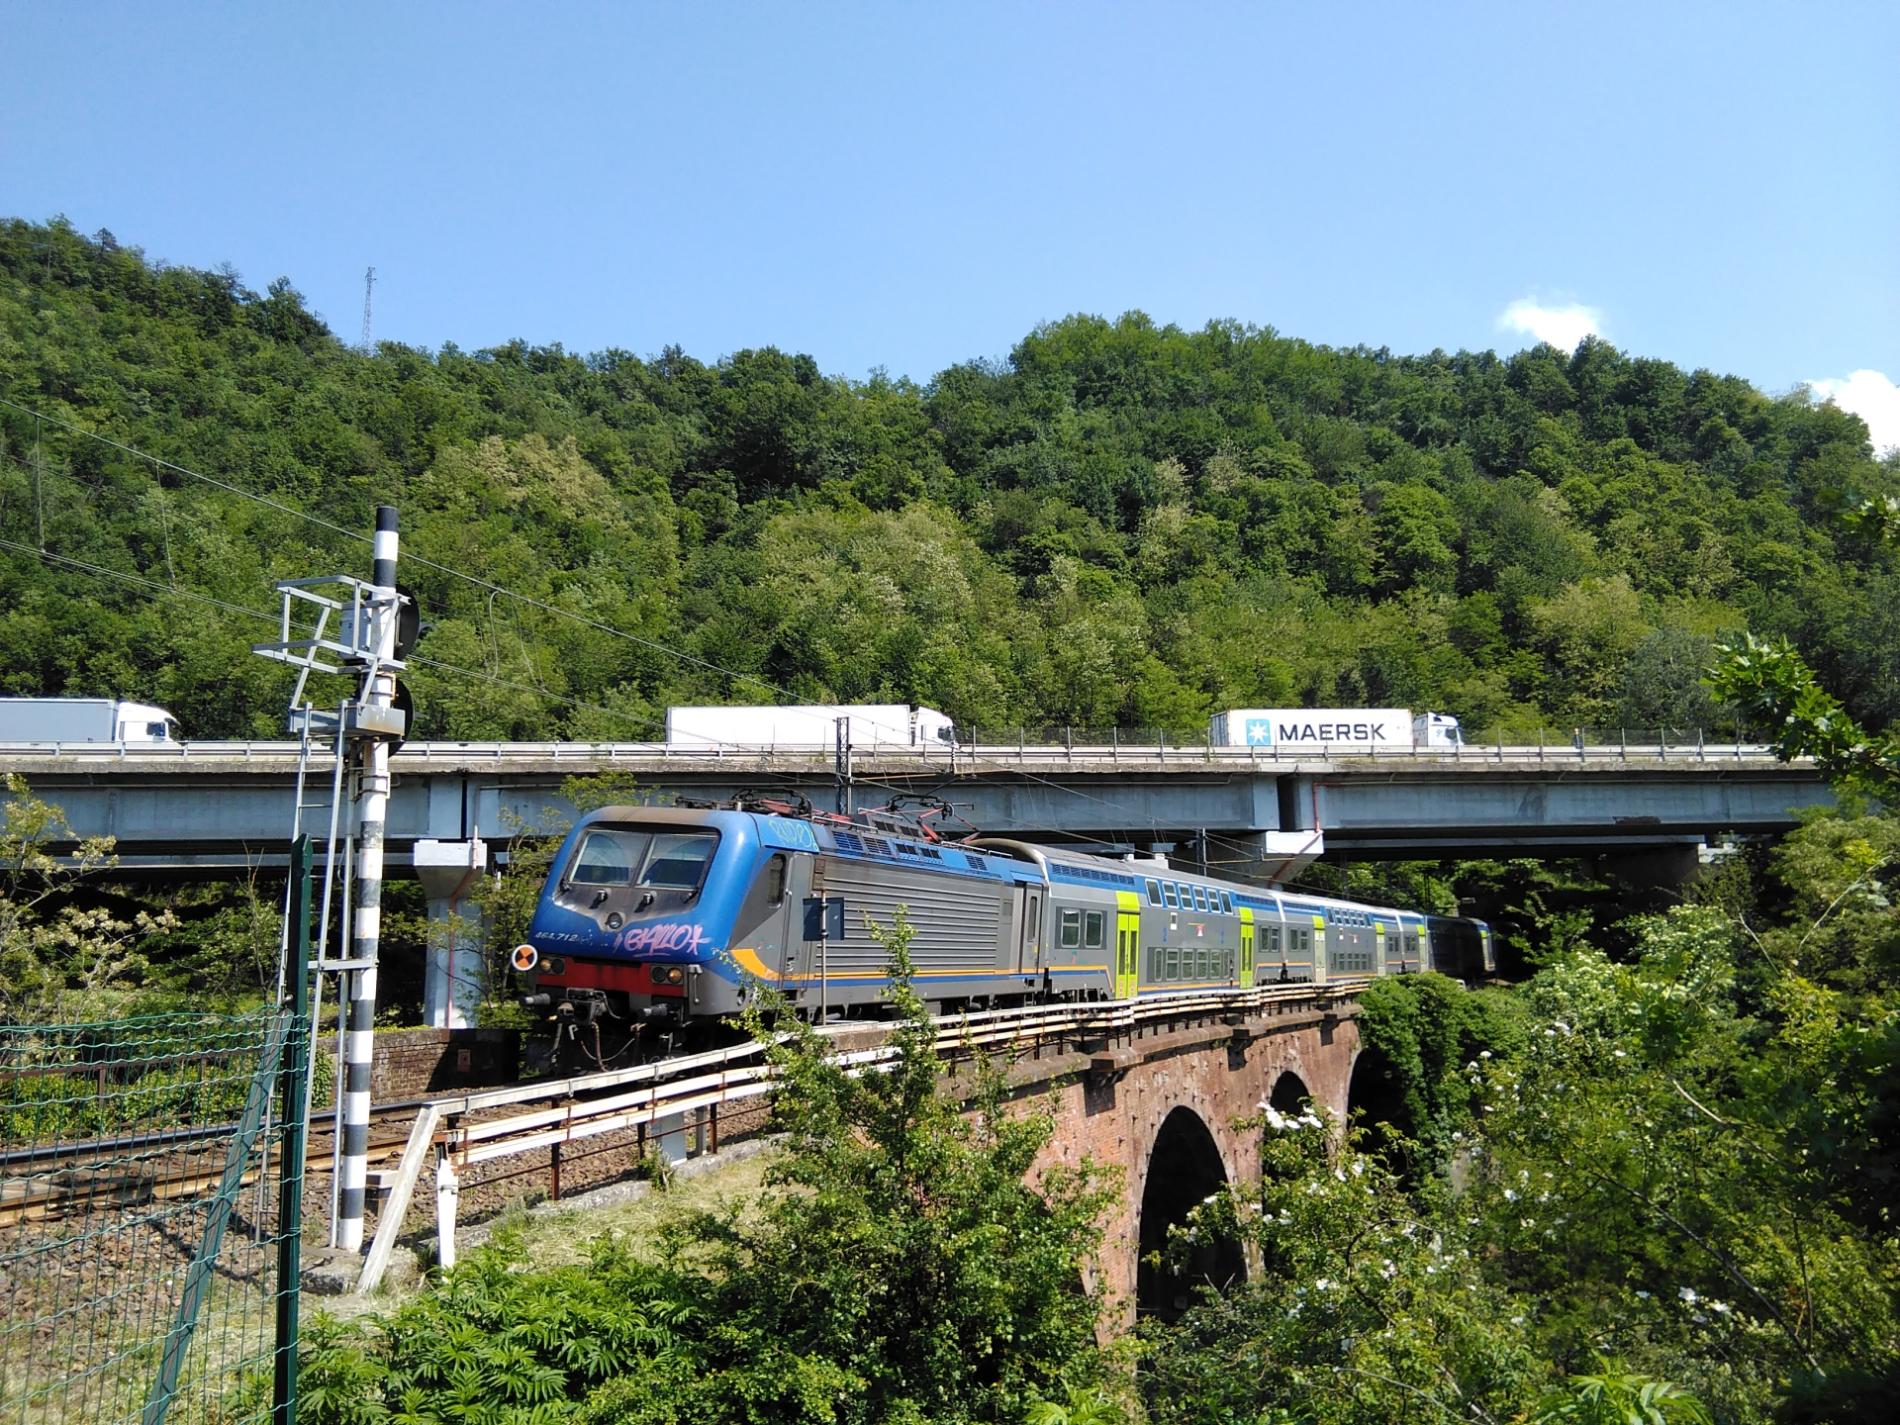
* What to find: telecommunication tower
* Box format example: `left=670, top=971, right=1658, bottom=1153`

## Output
left=360, top=266, right=376, bottom=353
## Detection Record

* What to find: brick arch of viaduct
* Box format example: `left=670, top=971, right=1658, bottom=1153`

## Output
left=1016, top=1004, right=1362, bottom=1323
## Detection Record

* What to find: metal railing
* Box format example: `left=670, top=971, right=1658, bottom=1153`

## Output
left=354, top=978, right=1365, bottom=1293
left=0, top=734, right=1798, bottom=767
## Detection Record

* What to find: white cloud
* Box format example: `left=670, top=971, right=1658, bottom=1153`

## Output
left=1806, top=370, right=1900, bottom=456
left=1497, top=298, right=1604, bottom=354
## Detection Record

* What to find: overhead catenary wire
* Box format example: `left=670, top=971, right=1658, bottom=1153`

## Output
left=0, top=532, right=950, bottom=808
left=0, top=397, right=787, bottom=702
left=3, top=506, right=1297, bottom=872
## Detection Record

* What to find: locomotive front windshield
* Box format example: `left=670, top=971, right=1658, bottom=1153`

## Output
left=567, top=827, right=719, bottom=892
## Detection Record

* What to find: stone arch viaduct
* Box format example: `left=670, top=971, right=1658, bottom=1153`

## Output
left=987, top=990, right=1368, bottom=1325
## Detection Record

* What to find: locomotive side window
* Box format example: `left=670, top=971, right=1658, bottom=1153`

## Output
left=1084, top=910, right=1106, bottom=948
left=1059, top=909, right=1082, bottom=948
left=570, top=829, right=648, bottom=886
left=764, top=854, right=787, bottom=904
left=641, top=833, right=719, bottom=890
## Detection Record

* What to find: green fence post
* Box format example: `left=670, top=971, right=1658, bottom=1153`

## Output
left=274, top=834, right=313, bottom=1425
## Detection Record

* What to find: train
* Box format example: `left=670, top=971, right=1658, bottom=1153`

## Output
left=513, top=799, right=1495, bottom=1034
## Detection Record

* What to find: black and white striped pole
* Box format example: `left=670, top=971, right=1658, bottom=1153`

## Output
left=335, top=506, right=399, bottom=1254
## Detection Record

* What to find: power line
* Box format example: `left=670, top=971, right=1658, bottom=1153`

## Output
left=0, top=531, right=939, bottom=807
left=2, top=525, right=1294, bottom=878
left=0, top=400, right=1268, bottom=851
left=0, top=397, right=790, bottom=703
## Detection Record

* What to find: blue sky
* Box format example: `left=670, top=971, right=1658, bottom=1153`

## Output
left=4, top=1, right=1896, bottom=446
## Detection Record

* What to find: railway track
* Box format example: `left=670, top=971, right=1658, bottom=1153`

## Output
left=5, top=980, right=1369, bottom=1240
left=0, top=1099, right=417, bottom=1231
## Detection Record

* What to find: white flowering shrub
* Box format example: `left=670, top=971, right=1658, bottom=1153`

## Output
left=1464, top=903, right=1898, bottom=1420
left=1142, top=1104, right=1542, bottom=1424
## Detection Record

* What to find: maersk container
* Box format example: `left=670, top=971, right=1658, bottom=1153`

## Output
left=0, top=697, right=181, bottom=743
left=1208, top=708, right=1463, bottom=750
left=664, top=704, right=957, bottom=750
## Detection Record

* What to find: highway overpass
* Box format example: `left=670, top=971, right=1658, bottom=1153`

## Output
left=0, top=736, right=1833, bottom=883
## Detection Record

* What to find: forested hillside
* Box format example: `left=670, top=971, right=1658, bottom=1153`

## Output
left=2, top=216, right=1895, bottom=741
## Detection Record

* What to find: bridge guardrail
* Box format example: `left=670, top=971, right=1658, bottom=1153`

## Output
left=356, top=979, right=1368, bottom=1293
left=0, top=737, right=1800, bottom=767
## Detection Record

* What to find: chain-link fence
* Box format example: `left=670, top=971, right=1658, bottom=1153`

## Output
left=0, top=1005, right=309, bottom=1425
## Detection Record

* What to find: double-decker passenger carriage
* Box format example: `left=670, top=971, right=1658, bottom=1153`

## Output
left=515, top=801, right=1495, bottom=1032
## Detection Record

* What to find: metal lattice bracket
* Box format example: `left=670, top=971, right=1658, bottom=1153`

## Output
left=251, top=575, right=409, bottom=737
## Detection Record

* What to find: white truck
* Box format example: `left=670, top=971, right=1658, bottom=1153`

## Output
left=664, top=704, right=957, bottom=750
left=1208, top=707, right=1463, bottom=751
left=0, top=697, right=182, bottom=744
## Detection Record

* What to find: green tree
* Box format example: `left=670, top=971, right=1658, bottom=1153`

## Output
left=1, top=774, right=175, bottom=1015
left=303, top=915, right=1120, bottom=1425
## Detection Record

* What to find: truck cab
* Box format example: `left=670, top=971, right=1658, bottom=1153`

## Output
left=1412, top=711, right=1464, bottom=748
left=115, top=702, right=181, bottom=743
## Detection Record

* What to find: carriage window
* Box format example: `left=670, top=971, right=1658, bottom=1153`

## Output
left=1197, top=948, right=1211, bottom=979
left=1165, top=947, right=1180, bottom=979
left=1059, top=909, right=1082, bottom=948
left=641, top=833, right=719, bottom=890
left=1221, top=891, right=1235, bottom=914
left=1084, top=910, right=1106, bottom=948
left=569, top=829, right=649, bottom=886
left=1192, top=886, right=1209, bottom=911
left=1162, top=883, right=1178, bottom=908
left=1145, top=878, right=1163, bottom=906
left=1149, top=947, right=1163, bottom=979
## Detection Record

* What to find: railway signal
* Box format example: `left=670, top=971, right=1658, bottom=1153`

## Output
left=251, top=505, right=410, bottom=1255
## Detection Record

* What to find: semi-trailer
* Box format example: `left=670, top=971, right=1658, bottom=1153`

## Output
left=664, top=704, right=957, bottom=749
left=0, top=697, right=181, bottom=743
left=1209, top=708, right=1463, bottom=750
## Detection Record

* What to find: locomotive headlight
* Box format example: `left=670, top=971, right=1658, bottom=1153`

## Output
left=654, top=965, right=685, bottom=986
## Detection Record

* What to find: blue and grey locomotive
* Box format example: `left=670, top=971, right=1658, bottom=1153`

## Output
left=514, top=802, right=1495, bottom=1029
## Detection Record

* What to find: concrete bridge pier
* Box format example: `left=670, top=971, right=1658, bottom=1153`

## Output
left=1597, top=837, right=1704, bottom=890
left=414, top=837, right=488, bottom=1028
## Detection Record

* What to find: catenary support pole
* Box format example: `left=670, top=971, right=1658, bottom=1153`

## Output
left=273, top=835, right=312, bottom=1425
left=336, top=506, right=399, bottom=1254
